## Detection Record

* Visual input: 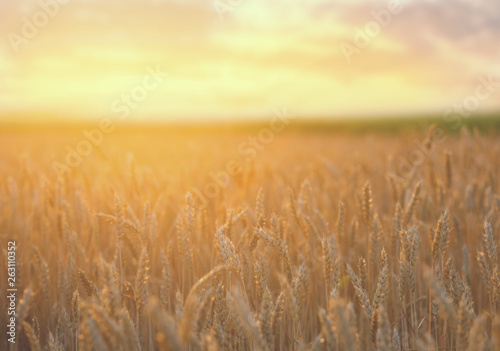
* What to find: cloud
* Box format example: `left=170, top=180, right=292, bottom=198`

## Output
left=0, top=0, right=498, bottom=120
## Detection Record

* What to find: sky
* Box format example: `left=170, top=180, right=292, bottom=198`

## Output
left=0, top=0, right=499, bottom=122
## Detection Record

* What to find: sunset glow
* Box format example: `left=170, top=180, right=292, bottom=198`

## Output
left=1, top=0, right=499, bottom=122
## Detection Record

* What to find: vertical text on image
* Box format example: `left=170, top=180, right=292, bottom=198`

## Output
left=7, top=241, right=17, bottom=344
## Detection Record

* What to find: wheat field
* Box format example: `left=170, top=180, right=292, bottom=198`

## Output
left=1, top=124, right=499, bottom=351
